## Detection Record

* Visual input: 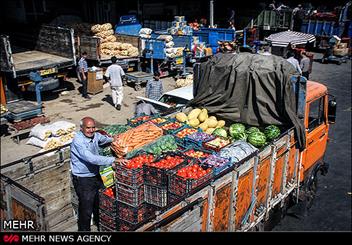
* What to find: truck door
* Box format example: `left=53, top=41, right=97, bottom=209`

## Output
left=305, top=96, right=328, bottom=169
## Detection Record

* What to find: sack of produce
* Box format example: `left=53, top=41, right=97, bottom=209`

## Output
left=51, top=121, right=76, bottom=136
left=165, top=41, right=175, bottom=48
left=29, top=123, right=53, bottom=141
left=139, top=28, right=153, bottom=35
left=26, top=136, right=63, bottom=150
left=157, top=35, right=173, bottom=42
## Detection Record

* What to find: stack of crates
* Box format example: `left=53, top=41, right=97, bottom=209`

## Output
left=143, top=153, right=190, bottom=207
left=99, top=187, right=119, bottom=231
left=115, top=163, right=154, bottom=231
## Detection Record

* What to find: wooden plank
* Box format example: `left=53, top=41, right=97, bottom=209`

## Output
left=47, top=203, right=74, bottom=229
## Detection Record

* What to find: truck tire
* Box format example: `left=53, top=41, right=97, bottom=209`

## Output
left=27, top=78, right=60, bottom=92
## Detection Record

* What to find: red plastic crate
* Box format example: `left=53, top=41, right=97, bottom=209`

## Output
left=116, top=182, right=144, bottom=207
left=115, top=164, right=144, bottom=187
left=168, top=166, right=213, bottom=196
left=99, top=209, right=118, bottom=231
left=117, top=202, right=155, bottom=225
left=143, top=153, right=189, bottom=187
left=144, top=185, right=168, bottom=207
left=99, top=188, right=117, bottom=214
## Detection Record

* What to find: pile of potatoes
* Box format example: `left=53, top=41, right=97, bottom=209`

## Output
left=91, top=23, right=139, bottom=57
left=175, top=108, right=225, bottom=134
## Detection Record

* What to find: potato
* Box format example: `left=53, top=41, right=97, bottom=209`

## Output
left=198, top=110, right=208, bottom=123
left=188, top=118, right=200, bottom=128
left=216, top=120, right=226, bottom=128
left=188, top=108, right=202, bottom=120
left=176, top=112, right=188, bottom=123
left=199, top=122, right=208, bottom=131
left=205, top=118, right=218, bottom=128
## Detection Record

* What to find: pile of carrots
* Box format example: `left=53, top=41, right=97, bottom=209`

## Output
left=111, top=122, right=163, bottom=156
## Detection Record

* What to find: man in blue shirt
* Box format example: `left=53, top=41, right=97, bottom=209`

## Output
left=70, top=116, right=122, bottom=231
left=78, top=51, right=90, bottom=99
left=145, top=71, right=163, bottom=101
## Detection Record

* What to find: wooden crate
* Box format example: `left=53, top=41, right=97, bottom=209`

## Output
left=87, top=70, right=104, bottom=95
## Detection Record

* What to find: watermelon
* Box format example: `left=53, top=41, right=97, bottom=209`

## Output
left=248, top=131, right=267, bottom=148
left=264, top=125, right=281, bottom=141
left=245, top=127, right=260, bottom=135
left=234, top=132, right=248, bottom=141
left=213, top=128, right=228, bottom=138
left=229, top=123, right=245, bottom=138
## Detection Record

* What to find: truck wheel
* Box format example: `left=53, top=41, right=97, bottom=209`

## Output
left=304, top=171, right=318, bottom=210
left=27, top=78, right=60, bottom=92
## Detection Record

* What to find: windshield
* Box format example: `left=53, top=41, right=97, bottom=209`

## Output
left=158, top=95, right=189, bottom=107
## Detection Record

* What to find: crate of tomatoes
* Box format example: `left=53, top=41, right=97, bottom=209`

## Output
left=159, top=120, right=187, bottom=135
left=115, top=154, right=154, bottom=187
left=99, top=209, right=118, bottom=231
left=116, top=182, right=145, bottom=207
left=168, top=164, right=213, bottom=197
left=143, top=153, right=190, bottom=187
left=99, top=186, right=117, bottom=214
left=117, top=202, right=156, bottom=225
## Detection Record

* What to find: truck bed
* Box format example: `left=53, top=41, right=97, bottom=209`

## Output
left=13, top=51, right=73, bottom=75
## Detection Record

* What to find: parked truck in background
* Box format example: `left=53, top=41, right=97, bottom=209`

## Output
left=0, top=25, right=76, bottom=97
left=0, top=68, right=337, bottom=231
left=79, top=34, right=141, bottom=72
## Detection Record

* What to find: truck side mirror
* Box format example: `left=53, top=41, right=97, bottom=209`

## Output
left=328, top=95, right=337, bottom=124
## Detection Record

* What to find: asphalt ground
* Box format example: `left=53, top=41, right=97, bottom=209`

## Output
left=273, top=53, right=352, bottom=231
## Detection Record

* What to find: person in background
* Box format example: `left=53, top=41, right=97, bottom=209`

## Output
left=145, top=71, right=163, bottom=101
left=229, top=21, right=236, bottom=31
left=78, top=51, right=90, bottom=99
left=135, top=100, right=157, bottom=117
left=104, top=56, right=126, bottom=111
left=292, top=4, right=306, bottom=31
left=300, top=51, right=311, bottom=79
left=286, top=51, right=302, bottom=74
left=70, top=117, right=124, bottom=231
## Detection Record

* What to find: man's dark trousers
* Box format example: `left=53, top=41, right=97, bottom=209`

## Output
left=72, top=175, right=103, bottom=231
left=81, top=72, right=88, bottom=97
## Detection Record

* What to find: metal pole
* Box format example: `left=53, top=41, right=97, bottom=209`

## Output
left=210, top=0, right=214, bottom=28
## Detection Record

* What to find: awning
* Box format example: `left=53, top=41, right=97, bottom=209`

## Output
left=266, top=30, right=316, bottom=47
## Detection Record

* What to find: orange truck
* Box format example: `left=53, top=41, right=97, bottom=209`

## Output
left=133, top=78, right=337, bottom=231
left=0, top=77, right=336, bottom=232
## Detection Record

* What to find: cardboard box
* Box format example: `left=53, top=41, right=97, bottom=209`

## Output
left=87, top=69, right=104, bottom=95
